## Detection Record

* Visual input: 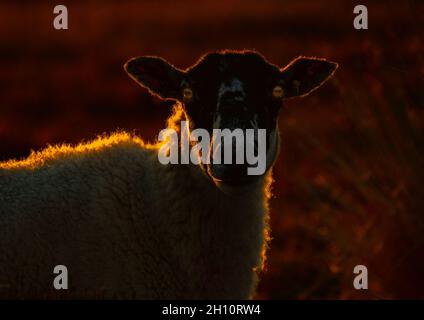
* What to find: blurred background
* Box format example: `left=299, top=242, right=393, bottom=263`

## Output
left=0, top=0, right=423, bottom=299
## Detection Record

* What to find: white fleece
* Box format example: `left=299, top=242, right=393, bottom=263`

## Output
left=0, top=106, right=273, bottom=299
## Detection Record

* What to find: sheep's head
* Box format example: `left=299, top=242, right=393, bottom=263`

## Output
left=125, top=50, right=338, bottom=189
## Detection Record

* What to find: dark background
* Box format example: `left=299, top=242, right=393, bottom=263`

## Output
left=0, top=0, right=423, bottom=299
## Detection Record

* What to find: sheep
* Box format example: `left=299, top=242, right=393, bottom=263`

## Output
left=0, top=50, right=337, bottom=299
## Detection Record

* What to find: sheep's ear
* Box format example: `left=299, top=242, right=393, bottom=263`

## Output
left=280, top=57, right=338, bottom=98
left=124, top=56, right=185, bottom=100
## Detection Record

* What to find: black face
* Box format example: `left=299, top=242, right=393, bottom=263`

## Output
left=125, top=50, right=338, bottom=186
left=182, top=53, right=284, bottom=185
left=183, top=52, right=281, bottom=133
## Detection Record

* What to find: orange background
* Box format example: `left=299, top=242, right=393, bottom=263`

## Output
left=0, top=0, right=423, bottom=298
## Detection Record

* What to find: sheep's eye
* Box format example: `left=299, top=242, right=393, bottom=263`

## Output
left=272, top=85, right=284, bottom=99
left=182, top=87, right=194, bottom=102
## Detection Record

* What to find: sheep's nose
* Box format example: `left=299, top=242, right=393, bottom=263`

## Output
left=218, top=94, right=248, bottom=113
left=220, top=92, right=244, bottom=103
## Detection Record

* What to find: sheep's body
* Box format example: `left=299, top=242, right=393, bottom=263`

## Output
left=0, top=110, right=271, bottom=299
left=0, top=50, right=338, bottom=299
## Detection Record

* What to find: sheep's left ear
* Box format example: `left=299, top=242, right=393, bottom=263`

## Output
left=124, top=56, right=185, bottom=100
left=280, top=57, right=338, bottom=98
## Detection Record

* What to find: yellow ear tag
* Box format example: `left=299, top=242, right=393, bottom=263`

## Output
left=182, top=88, right=193, bottom=102
left=272, top=85, right=284, bottom=99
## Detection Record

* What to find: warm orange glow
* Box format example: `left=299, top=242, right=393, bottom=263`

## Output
left=0, top=0, right=422, bottom=299
left=0, top=132, right=157, bottom=171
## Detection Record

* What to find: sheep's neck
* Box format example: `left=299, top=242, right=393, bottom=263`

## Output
left=152, top=108, right=272, bottom=298
left=156, top=156, right=272, bottom=298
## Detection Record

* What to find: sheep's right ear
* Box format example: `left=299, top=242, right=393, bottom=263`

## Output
left=279, top=57, right=338, bottom=98
left=124, top=56, right=185, bottom=100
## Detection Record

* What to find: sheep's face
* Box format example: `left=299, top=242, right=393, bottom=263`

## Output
left=125, top=50, right=337, bottom=187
